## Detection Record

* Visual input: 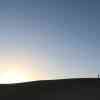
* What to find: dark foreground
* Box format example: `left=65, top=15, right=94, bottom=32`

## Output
left=0, top=78, right=100, bottom=100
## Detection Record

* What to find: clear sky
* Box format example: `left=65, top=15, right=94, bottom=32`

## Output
left=0, top=0, right=99, bottom=83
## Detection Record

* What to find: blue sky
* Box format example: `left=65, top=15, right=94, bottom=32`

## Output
left=0, top=0, right=100, bottom=83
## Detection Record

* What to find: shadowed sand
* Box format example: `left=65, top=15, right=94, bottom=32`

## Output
left=0, top=78, right=100, bottom=100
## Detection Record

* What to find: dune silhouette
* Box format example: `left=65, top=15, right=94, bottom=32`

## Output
left=0, top=78, right=100, bottom=99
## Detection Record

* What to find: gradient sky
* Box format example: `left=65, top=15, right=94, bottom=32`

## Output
left=0, top=0, right=100, bottom=83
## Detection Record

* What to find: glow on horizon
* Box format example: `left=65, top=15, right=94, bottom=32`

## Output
left=0, top=0, right=99, bottom=84
left=0, top=64, right=48, bottom=84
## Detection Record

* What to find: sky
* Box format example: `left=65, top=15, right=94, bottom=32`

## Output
left=0, top=0, right=99, bottom=83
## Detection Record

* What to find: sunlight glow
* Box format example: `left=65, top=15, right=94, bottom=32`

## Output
left=0, top=67, right=31, bottom=84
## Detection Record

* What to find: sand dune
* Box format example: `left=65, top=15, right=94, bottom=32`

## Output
left=0, top=78, right=100, bottom=100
